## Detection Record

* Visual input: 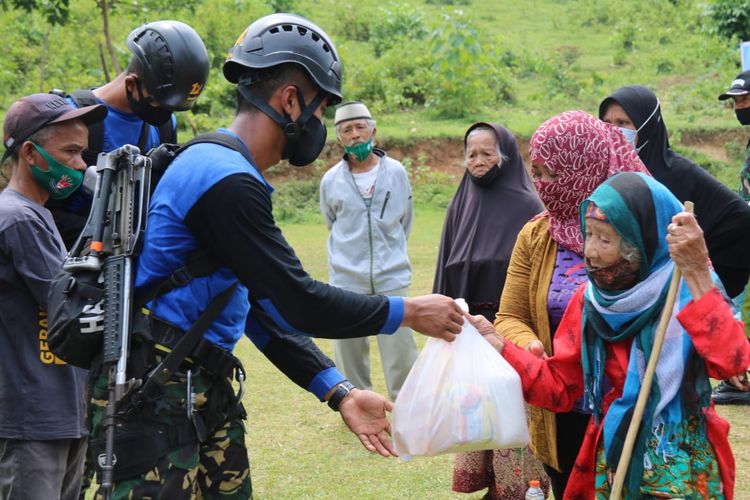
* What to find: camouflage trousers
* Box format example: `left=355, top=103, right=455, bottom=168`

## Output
left=88, top=365, right=252, bottom=499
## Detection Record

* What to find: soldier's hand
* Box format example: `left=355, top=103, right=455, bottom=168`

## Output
left=339, top=389, right=397, bottom=457
left=403, top=294, right=463, bottom=342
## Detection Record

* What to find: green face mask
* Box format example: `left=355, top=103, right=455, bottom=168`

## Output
left=344, top=138, right=374, bottom=162
left=29, top=143, right=83, bottom=199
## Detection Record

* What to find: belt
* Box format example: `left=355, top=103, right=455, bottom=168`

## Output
left=143, top=313, right=241, bottom=380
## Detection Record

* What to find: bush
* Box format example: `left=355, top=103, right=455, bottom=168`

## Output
left=272, top=178, right=323, bottom=223
left=426, top=13, right=498, bottom=118
left=370, top=3, right=428, bottom=57
left=704, top=0, right=750, bottom=41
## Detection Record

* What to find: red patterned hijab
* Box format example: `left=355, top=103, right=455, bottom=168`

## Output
left=529, top=110, right=649, bottom=254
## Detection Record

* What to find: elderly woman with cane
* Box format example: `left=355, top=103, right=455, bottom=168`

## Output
left=472, top=172, right=750, bottom=499
left=494, top=110, right=650, bottom=498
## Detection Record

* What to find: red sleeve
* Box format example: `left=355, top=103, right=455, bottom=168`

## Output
left=676, top=286, right=750, bottom=379
left=502, top=287, right=587, bottom=412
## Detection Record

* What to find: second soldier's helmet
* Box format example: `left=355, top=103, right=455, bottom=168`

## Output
left=126, top=20, right=210, bottom=111
left=223, top=13, right=342, bottom=105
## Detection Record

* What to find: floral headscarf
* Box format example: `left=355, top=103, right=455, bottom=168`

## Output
left=529, top=110, right=649, bottom=254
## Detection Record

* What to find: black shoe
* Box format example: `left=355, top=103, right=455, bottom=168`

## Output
left=711, top=380, right=750, bottom=405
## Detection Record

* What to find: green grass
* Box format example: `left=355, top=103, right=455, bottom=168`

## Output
left=239, top=206, right=750, bottom=499
left=244, top=207, right=482, bottom=499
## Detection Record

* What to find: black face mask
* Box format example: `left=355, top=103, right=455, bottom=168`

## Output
left=286, top=114, right=327, bottom=166
left=736, top=107, right=750, bottom=126
left=237, top=82, right=327, bottom=167
left=126, top=79, right=173, bottom=126
left=585, top=257, right=639, bottom=291
left=468, top=164, right=501, bottom=187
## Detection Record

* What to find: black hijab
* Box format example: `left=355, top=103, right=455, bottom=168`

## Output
left=599, top=85, right=750, bottom=297
left=432, top=123, right=543, bottom=320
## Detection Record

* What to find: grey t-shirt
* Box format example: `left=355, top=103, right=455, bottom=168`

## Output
left=0, top=189, right=88, bottom=439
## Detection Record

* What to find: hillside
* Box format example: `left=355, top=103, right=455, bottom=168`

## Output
left=2, top=0, right=747, bottom=195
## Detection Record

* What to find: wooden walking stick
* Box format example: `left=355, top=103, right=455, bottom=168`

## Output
left=609, top=201, right=694, bottom=500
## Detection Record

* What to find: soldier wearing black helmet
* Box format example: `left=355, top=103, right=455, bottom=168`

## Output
left=48, top=20, right=210, bottom=249
left=85, top=13, right=464, bottom=497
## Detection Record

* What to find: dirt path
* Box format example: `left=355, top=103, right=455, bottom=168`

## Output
left=265, top=130, right=748, bottom=182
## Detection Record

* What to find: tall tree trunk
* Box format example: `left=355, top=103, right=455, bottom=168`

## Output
left=98, top=41, right=111, bottom=82
left=97, top=0, right=121, bottom=75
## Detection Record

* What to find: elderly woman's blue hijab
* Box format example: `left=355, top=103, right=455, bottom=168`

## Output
left=579, top=172, right=712, bottom=494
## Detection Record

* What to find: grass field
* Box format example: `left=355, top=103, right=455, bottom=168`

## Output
left=237, top=207, right=750, bottom=499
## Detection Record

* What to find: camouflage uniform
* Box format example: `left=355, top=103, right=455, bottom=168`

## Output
left=88, top=352, right=251, bottom=499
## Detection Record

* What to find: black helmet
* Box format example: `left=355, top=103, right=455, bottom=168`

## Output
left=126, top=20, right=209, bottom=111
left=223, top=14, right=342, bottom=104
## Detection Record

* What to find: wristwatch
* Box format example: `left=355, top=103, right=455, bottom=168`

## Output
left=327, top=381, right=355, bottom=411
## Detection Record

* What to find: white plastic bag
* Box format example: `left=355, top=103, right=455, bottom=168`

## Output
left=392, top=299, right=529, bottom=459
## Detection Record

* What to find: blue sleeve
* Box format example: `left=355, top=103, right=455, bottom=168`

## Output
left=245, top=300, right=346, bottom=401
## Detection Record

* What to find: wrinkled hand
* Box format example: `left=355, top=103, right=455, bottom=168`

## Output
left=403, top=294, right=463, bottom=342
left=666, top=212, right=713, bottom=298
left=728, top=373, right=750, bottom=392
left=526, top=340, right=547, bottom=359
left=339, top=389, right=398, bottom=457
left=464, top=312, right=505, bottom=354
left=666, top=212, right=709, bottom=274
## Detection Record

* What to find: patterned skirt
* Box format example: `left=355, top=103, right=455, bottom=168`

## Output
left=594, top=416, right=723, bottom=499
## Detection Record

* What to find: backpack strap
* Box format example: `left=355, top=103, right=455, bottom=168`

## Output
left=134, top=249, right=220, bottom=310
left=157, top=119, right=177, bottom=145
left=69, top=89, right=104, bottom=166
left=135, top=122, right=151, bottom=154
left=178, top=132, right=254, bottom=166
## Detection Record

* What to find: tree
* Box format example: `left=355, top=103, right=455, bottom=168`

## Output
left=96, top=0, right=119, bottom=76
left=705, top=0, right=750, bottom=41
left=0, top=0, right=69, bottom=25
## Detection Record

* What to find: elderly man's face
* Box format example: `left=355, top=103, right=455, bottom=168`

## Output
left=28, top=120, right=89, bottom=172
left=338, top=118, right=373, bottom=147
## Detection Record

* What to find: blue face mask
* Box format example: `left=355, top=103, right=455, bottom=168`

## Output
left=616, top=98, right=661, bottom=153
left=619, top=127, right=638, bottom=148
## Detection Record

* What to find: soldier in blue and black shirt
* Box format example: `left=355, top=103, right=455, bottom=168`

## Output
left=88, top=13, right=464, bottom=498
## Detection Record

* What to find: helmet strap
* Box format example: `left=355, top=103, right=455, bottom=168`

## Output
left=237, top=83, right=326, bottom=157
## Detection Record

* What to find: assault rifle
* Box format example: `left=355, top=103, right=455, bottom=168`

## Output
left=64, top=144, right=151, bottom=499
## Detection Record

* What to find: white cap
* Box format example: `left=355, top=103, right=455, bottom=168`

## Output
left=334, top=101, right=372, bottom=126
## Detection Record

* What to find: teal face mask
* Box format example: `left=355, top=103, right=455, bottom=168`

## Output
left=29, top=143, right=83, bottom=199
left=344, top=138, right=374, bottom=162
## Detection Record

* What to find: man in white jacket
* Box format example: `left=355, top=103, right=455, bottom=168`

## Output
left=320, top=101, right=418, bottom=401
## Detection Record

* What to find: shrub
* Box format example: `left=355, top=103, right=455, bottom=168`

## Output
left=370, top=3, right=428, bottom=57
left=272, top=178, right=323, bottom=223
left=704, top=0, right=750, bottom=41
left=426, top=13, right=496, bottom=118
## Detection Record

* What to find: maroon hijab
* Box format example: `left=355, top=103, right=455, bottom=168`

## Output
left=529, top=110, right=649, bottom=255
left=433, top=122, right=543, bottom=320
